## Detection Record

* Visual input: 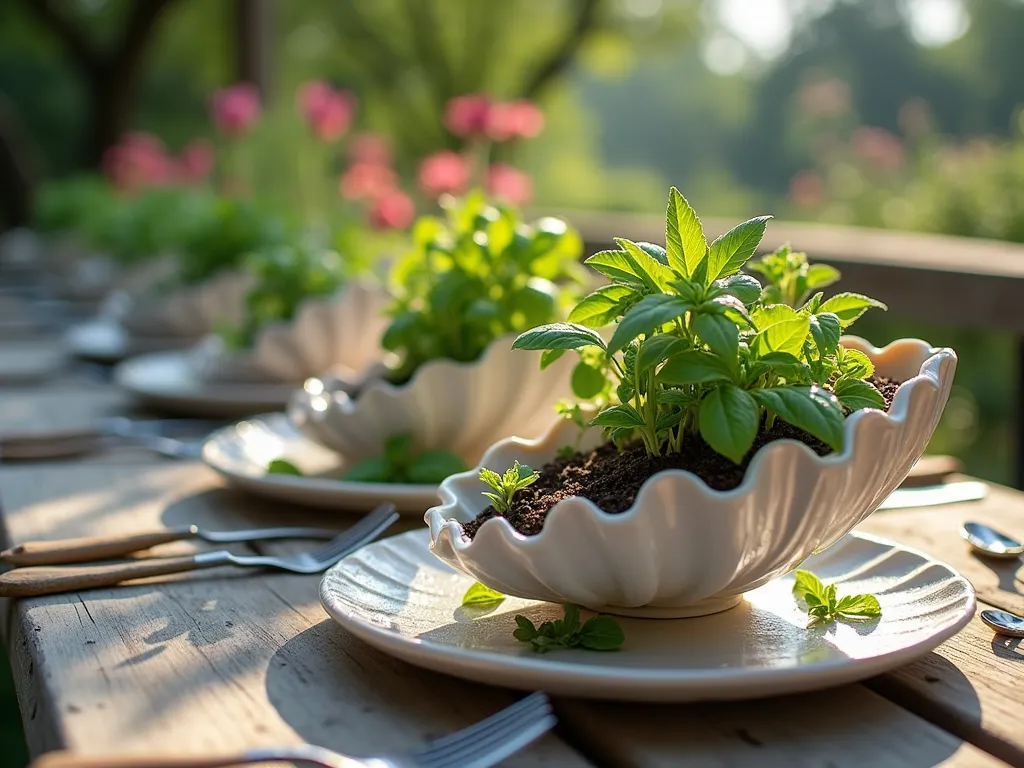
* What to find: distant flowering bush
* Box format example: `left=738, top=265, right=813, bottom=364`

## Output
left=486, top=163, right=532, bottom=206
left=209, top=83, right=261, bottom=137
left=418, top=151, right=471, bottom=198
left=298, top=81, right=356, bottom=142
left=368, top=190, right=416, bottom=230
left=102, top=132, right=214, bottom=192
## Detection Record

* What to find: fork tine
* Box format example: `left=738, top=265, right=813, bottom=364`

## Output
left=311, top=503, right=399, bottom=564
left=412, top=693, right=555, bottom=768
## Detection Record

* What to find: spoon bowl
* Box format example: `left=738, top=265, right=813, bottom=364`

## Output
left=960, top=521, right=1024, bottom=559
left=980, top=609, right=1024, bottom=638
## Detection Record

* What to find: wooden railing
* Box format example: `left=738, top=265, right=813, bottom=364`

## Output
left=559, top=209, right=1024, bottom=486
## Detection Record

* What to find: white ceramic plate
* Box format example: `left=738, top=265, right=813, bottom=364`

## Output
left=66, top=318, right=188, bottom=364
left=321, top=529, right=975, bottom=702
left=203, top=412, right=439, bottom=514
left=115, top=351, right=294, bottom=418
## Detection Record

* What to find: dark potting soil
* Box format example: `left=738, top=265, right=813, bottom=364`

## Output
left=462, top=376, right=901, bottom=539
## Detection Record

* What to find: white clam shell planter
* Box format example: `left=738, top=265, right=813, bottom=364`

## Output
left=426, top=337, right=957, bottom=619
left=187, top=283, right=392, bottom=385
left=118, top=270, right=253, bottom=339
left=288, top=338, right=577, bottom=464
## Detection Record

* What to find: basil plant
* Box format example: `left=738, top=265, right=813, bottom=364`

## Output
left=382, top=192, right=587, bottom=383
left=513, top=187, right=887, bottom=464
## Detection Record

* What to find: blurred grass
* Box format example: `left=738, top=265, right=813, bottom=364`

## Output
left=0, top=649, right=28, bottom=768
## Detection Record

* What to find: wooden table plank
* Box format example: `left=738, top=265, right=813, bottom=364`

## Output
left=555, top=686, right=1004, bottom=767
left=0, top=462, right=588, bottom=766
left=853, top=486, right=1024, bottom=767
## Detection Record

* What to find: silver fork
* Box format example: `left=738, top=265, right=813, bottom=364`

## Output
left=30, top=692, right=556, bottom=768
left=0, top=503, right=399, bottom=598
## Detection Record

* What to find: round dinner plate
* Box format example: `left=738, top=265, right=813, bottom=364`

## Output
left=203, top=412, right=439, bottom=514
left=321, top=529, right=976, bottom=702
left=115, top=351, right=294, bottom=418
left=66, top=317, right=187, bottom=364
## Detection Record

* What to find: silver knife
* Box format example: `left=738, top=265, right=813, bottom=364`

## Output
left=877, top=480, right=988, bottom=511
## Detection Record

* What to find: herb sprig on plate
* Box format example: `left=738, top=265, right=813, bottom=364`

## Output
left=792, top=569, right=882, bottom=625
left=513, top=604, right=625, bottom=653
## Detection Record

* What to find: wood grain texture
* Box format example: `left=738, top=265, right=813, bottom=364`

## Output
left=0, top=462, right=586, bottom=767
left=856, top=488, right=1024, bottom=767
left=555, top=685, right=1004, bottom=767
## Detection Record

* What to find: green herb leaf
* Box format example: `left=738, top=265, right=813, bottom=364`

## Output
left=808, top=312, right=841, bottom=357
left=833, top=378, right=885, bottom=411
left=839, top=348, right=874, bottom=379
left=462, top=582, right=507, bottom=607
left=267, top=459, right=303, bottom=476
left=384, top=433, right=414, bottom=468
left=818, top=292, right=888, bottom=328
left=751, top=316, right=811, bottom=357
left=792, top=569, right=827, bottom=604
left=705, top=215, right=772, bottom=283
left=804, top=263, right=841, bottom=295
left=751, top=386, right=845, bottom=451
left=513, top=322, right=607, bottom=351
left=658, top=350, right=733, bottom=386
left=571, top=361, right=607, bottom=399
left=665, top=187, right=708, bottom=278
left=591, top=404, right=647, bottom=429
left=584, top=249, right=647, bottom=286
left=698, top=385, right=760, bottom=464
left=406, top=451, right=468, bottom=484
left=636, top=335, right=686, bottom=376
left=616, top=238, right=675, bottom=291
left=714, top=273, right=763, bottom=305
left=540, top=348, right=566, bottom=370
left=568, top=285, right=635, bottom=329
left=342, top=457, right=391, bottom=483
left=562, top=604, right=581, bottom=633
left=578, top=616, right=627, bottom=650
left=513, top=615, right=538, bottom=642
left=693, top=312, right=739, bottom=360
left=835, top=593, right=882, bottom=618
left=607, top=294, right=692, bottom=355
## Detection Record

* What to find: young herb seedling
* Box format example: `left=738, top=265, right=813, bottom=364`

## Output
left=479, top=461, right=540, bottom=514
left=343, top=433, right=468, bottom=484
left=461, top=582, right=506, bottom=607
left=792, top=569, right=882, bottom=625
left=513, top=187, right=888, bottom=465
left=513, top=604, right=625, bottom=653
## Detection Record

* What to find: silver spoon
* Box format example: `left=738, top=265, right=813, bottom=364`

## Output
left=960, top=521, right=1024, bottom=559
left=980, top=609, right=1024, bottom=638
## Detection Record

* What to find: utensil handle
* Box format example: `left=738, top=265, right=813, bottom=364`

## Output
left=0, top=556, right=204, bottom=597
left=0, top=429, right=102, bottom=461
left=1, top=530, right=192, bottom=566
left=31, top=752, right=248, bottom=768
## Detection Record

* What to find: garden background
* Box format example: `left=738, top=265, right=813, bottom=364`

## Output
left=2, top=0, right=1023, bottom=762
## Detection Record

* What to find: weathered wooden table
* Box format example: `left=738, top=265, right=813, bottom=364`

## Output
left=1, top=336, right=1023, bottom=767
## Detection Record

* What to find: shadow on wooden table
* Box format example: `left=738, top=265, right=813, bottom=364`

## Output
left=0, top=647, right=29, bottom=768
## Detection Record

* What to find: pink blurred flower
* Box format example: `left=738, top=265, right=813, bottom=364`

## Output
left=418, top=151, right=470, bottom=198
left=486, top=100, right=545, bottom=141
left=298, top=81, right=356, bottom=142
left=486, top=164, right=532, bottom=206
left=102, top=132, right=174, bottom=191
left=177, top=139, right=215, bottom=184
left=368, top=190, right=416, bottom=230
left=899, top=98, right=933, bottom=137
left=799, top=77, right=851, bottom=119
left=851, top=126, right=905, bottom=172
left=349, top=133, right=391, bottom=166
left=339, top=162, right=397, bottom=201
left=209, top=83, right=261, bottom=137
left=444, top=94, right=493, bottom=138
left=789, top=170, right=825, bottom=210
